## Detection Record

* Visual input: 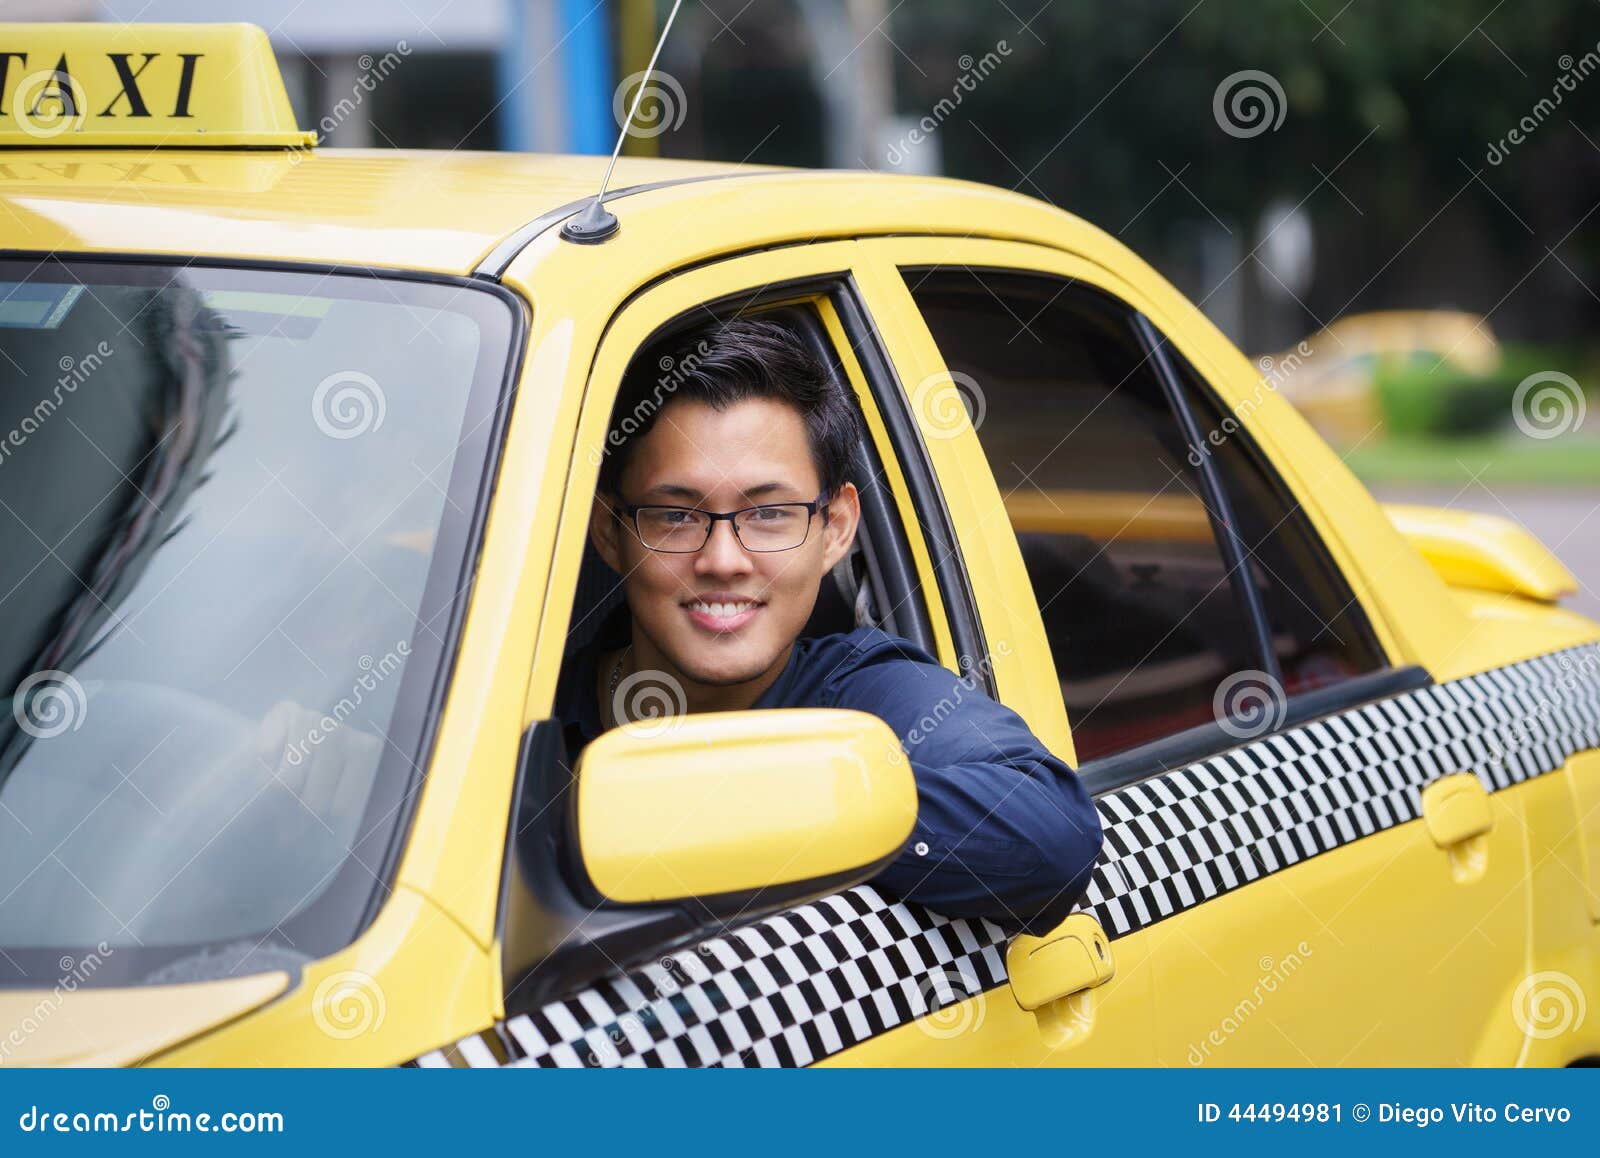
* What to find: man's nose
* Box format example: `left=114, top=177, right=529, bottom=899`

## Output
left=693, top=518, right=754, bottom=576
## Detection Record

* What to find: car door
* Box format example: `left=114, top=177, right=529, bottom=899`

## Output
left=857, top=235, right=1534, bottom=1065
left=409, top=239, right=1153, bottom=1067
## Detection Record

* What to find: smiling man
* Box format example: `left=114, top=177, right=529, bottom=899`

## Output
left=554, top=315, right=1103, bottom=935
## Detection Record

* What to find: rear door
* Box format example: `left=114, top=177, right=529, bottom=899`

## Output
left=858, top=235, right=1535, bottom=1065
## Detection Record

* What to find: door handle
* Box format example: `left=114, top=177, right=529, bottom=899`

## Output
left=1006, top=912, right=1115, bottom=1010
left=1422, top=772, right=1493, bottom=846
left=1421, top=772, right=1493, bottom=882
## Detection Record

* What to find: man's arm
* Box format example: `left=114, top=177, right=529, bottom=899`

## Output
left=826, top=632, right=1105, bottom=936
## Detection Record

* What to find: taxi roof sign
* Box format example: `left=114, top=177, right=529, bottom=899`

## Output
left=0, top=23, right=315, bottom=148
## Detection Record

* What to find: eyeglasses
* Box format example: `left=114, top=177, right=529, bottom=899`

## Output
left=612, top=491, right=829, bottom=553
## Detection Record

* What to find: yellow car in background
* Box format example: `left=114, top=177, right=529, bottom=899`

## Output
left=1270, top=309, right=1502, bottom=445
left=1, top=23, right=1598, bottom=1068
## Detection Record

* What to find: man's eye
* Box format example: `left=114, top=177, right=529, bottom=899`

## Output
left=656, top=510, right=694, bottom=526
left=749, top=506, right=795, bottom=523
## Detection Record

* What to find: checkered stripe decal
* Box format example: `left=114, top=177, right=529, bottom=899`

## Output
left=411, top=641, right=1600, bottom=1068
left=413, top=887, right=1010, bottom=1068
left=1083, top=643, right=1600, bottom=936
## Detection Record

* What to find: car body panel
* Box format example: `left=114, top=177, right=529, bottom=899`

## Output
left=1, top=64, right=1595, bottom=1061
left=0, top=970, right=290, bottom=1066
left=0, top=148, right=771, bottom=274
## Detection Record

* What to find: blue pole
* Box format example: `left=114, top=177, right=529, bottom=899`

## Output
left=561, top=0, right=615, bottom=154
left=496, top=0, right=530, bottom=151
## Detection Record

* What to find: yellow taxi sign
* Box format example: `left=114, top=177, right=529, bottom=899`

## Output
left=0, top=23, right=314, bottom=148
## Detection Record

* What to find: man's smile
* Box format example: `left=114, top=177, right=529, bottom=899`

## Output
left=682, top=591, right=766, bottom=633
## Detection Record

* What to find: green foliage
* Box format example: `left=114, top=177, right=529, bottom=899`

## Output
left=1374, top=344, right=1588, bottom=436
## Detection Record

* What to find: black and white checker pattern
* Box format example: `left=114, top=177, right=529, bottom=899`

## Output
left=412, top=887, right=1009, bottom=1068
left=411, top=641, right=1600, bottom=1068
left=1081, top=643, right=1600, bottom=935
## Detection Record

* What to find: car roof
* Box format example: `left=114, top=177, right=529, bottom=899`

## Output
left=0, top=148, right=788, bottom=276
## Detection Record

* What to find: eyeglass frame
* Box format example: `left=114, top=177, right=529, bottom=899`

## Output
left=608, top=489, right=832, bottom=554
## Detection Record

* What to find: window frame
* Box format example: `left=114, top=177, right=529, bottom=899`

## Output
left=501, top=251, right=980, bottom=1011
left=876, top=244, right=1427, bottom=796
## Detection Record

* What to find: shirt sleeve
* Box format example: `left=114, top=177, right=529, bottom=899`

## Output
left=822, top=631, right=1104, bottom=936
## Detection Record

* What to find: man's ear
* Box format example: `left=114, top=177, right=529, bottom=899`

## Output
left=819, top=482, right=862, bottom=572
left=590, top=492, right=625, bottom=573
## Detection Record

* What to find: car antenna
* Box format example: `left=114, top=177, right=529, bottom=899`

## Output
left=561, top=0, right=684, bottom=244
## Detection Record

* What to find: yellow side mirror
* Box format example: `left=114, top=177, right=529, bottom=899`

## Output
left=576, top=708, right=917, bottom=905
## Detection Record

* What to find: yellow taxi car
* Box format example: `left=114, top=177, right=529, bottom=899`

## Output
left=1, top=23, right=1597, bottom=1069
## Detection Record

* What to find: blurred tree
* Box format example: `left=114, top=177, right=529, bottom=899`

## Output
left=886, top=0, right=1600, bottom=349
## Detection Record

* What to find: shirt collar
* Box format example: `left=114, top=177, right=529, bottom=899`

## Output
left=562, top=613, right=812, bottom=745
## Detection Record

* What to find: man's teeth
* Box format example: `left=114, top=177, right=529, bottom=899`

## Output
left=689, top=600, right=758, bottom=617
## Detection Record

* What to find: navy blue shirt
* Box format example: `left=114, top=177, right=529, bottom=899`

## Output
left=556, top=614, right=1104, bottom=936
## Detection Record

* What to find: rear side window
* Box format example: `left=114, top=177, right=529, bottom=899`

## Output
left=905, top=269, right=1259, bottom=758
left=1174, top=354, right=1386, bottom=697
left=903, top=267, right=1384, bottom=762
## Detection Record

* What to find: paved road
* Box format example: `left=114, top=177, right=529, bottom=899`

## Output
left=1370, top=485, right=1600, bottom=622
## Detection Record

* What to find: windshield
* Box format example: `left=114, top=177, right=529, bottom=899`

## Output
left=0, top=259, right=518, bottom=987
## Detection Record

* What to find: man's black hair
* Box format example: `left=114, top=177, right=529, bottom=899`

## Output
left=597, top=315, right=862, bottom=500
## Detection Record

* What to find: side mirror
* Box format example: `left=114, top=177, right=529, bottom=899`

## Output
left=576, top=708, right=916, bottom=906
left=1383, top=502, right=1578, bottom=603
